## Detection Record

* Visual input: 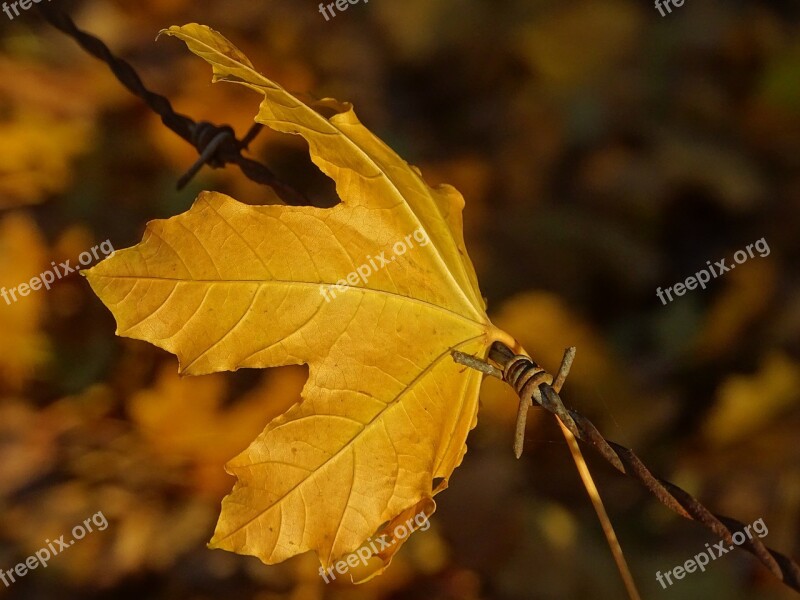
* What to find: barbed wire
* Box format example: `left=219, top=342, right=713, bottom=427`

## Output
left=35, top=3, right=308, bottom=205
left=453, top=343, right=800, bottom=594
left=32, top=2, right=800, bottom=595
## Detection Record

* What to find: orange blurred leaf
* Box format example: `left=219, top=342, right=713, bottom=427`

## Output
left=0, top=212, right=50, bottom=388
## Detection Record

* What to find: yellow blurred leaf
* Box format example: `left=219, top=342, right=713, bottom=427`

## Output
left=704, top=352, right=800, bottom=446
left=0, top=399, right=56, bottom=495
left=481, top=292, right=614, bottom=426
left=516, top=0, right=643, bottom=89
left=0, top=55, right=126, bottom=207
left=0, top=212, right=50, bottom=388
left=482, top=292, right=663, bottom=446
left=693, top=259, right=777, bottom=360
left=129, top=364, right=306, bottom=494
left=0, top=111, right=92, bottom=208
left=0, top=57, right=128, bottom=119
left=86, top=23, right=520, bottom=576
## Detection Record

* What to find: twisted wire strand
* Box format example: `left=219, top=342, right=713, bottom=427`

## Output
left=489, top=342, right=800, bottom=594
left=35, top=3, right=307, bottom=204
left=32, top=2, right=800, bottom=593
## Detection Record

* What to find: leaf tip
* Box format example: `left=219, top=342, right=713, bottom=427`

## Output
left=155, top=24, right=186, bottom=42
left=157, top=23, right=204, bottom=40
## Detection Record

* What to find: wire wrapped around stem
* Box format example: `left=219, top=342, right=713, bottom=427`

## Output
left=453, top=342, right=800, bottom=594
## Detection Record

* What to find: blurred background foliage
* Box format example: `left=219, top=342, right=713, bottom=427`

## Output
left=0, top=0, right=799, bottom=598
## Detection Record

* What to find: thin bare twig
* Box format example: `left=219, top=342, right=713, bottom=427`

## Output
left=547, top=348, right=640, bottom=600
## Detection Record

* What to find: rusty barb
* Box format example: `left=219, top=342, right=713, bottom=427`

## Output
left=28, top=2, right=800, bottom=593
left=452, top=342, right=800, bottom=594
left=489, top=343, right=577, bottom=458
left=35, top=3, right=308, bottom=204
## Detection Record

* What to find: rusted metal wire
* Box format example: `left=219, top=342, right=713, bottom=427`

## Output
left=483, top=341, right=800, bottom=594
left=35, top=3, right=307, bottom=205
left=33, top=2, right=800, bottom=593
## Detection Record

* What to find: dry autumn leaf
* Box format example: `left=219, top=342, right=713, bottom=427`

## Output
left=84, top=23, right=520, bottom=580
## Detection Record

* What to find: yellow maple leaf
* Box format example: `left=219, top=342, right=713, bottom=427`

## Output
left=85, top=23, right=519, bottom=579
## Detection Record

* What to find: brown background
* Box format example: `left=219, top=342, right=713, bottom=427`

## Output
left=0, top=0, right=799, bottom=598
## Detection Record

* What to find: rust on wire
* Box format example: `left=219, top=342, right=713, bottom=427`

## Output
left=454, top=342, right=800, bottom=594
left=32, top=2, right=800, bottom=594
left=35, top=3, right=307, bottom=205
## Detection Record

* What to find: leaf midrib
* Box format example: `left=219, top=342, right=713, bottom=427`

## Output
left=91, top=273, right=487, bottom=331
